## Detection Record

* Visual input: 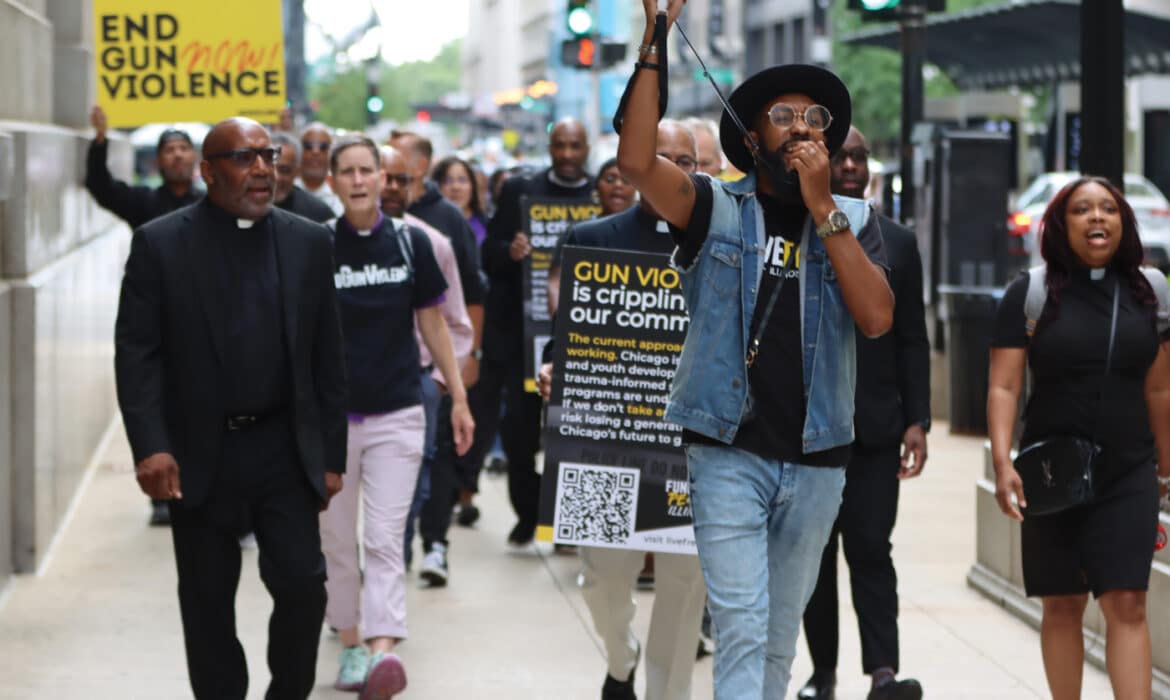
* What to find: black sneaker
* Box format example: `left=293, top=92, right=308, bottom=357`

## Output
left=507, top=521, right=535, bottom=547
left=455, top=503, right=480, bottom=527
left=867, top=679, right=922, bottom=700
left=601, top=671, right=636, bottom=700
left=149, top=501, right=171, bottom=527
left=797, top=670, right=836, bottom=700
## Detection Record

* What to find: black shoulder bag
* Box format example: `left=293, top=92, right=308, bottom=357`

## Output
left=1012, top=279, right=1119, bottom=516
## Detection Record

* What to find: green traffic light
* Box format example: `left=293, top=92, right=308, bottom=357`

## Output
left=567, top=7, right=593, bottom=36
left=366, top=96, right=384, bottom=113
left=860, top=0, right=900, bottom=8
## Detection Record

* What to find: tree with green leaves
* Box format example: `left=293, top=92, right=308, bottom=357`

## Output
left=309, top=40, right=463, bottom=131
left=830, top=0, right=1004, bottom=154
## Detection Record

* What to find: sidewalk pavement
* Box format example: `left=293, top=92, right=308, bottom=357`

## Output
left=0, top=421, right=1113, bottom=699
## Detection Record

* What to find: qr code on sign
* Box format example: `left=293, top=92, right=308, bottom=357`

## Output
left=553, top=462, right=639, bottom=547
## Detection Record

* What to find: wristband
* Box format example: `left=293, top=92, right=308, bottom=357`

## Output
left=636, top=61, right=661, bottom=71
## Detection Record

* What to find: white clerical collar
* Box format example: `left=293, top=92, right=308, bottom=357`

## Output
left=656, top=220, right=670, bottom=234
left=1090, top=267, right=1106, bottom=281
left=237, top=218, right=255, bottom=229
left=548, top=170, right=589, bottom=189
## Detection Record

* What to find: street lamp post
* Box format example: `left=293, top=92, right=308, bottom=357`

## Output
left=899, top=0, right=926, bottom=226
left=1079, top=0, right=1124, bottom=190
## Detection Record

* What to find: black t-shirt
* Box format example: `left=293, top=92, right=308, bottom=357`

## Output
left=674, top=175, right=887, bottom=466
left=991, top=267, right=1165, bottom=476
left=331, top=214, right=447, bottom=414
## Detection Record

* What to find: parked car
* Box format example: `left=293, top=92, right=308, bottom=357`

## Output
left=1008, top=172, right=1170, bottom=271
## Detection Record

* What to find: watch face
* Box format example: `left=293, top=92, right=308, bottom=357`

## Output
left=829, top=210, right=850, bottom=231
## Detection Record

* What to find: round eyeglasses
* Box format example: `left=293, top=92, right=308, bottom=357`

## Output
left=767, top=104, right=832, bottom=131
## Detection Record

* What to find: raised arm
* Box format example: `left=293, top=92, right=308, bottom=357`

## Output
left=616, top=1, right=695, bottom=230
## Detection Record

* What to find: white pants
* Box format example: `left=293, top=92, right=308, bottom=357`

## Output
left=579, top=547, right=707, bottom=700
left=321, top=406, right=425, bottom=640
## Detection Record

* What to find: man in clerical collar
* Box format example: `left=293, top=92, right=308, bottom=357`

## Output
left=115, top=117, right=347, bottom=699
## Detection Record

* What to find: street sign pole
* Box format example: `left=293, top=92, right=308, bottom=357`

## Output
left=899, top=0, right=926, bottom=226
left=1080, top=0, right=1124, bottom=190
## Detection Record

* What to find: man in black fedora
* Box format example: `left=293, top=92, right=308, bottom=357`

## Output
left=615, top=2, right=893, bottom=697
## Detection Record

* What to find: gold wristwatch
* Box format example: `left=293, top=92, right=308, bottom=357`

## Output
left=815, top=209, right=850, bottom=240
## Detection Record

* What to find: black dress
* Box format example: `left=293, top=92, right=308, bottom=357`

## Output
left=992, top=266, right=1162, bottom=597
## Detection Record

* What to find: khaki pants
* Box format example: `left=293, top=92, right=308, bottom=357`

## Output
left=579, top=547, right=707, bottom=700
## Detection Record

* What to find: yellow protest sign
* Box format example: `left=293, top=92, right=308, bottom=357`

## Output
left=94, top=0, right=286, bottom=128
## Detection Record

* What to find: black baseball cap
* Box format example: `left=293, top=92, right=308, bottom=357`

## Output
left=719, top=64, right=852, bottom=173
left=157, top=128, right=194, bottom=153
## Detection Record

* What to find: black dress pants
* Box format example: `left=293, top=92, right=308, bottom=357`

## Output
left=421, top=394, right=455, bottom=548
left=802, top=444, right=902, bottom=674
left=168, top=418, right=327, bottom=700
left=500, top=355, right=543, bottom=532
left=454, top=354, right=506, bottom=493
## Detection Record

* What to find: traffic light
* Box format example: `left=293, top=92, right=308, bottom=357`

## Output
left=366, top=83, right=381, bottom=126
left=566, top=0, right=594, bottom=37
left=562, top=37, right=596, bottom=69
left=847, top=0, right=945, bottom=21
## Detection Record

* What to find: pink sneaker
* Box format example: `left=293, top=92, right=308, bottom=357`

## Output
left=359, top=652, right=407, bottom=699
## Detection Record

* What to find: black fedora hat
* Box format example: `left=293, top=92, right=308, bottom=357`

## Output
left=719, top=64, right=852, bottom=174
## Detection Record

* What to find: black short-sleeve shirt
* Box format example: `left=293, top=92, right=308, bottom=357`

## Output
left=991, top=268, right=1164, bottom=476
left=332, top=214, right=447, bottom=414
left=673, top=175, right=888, bottom=466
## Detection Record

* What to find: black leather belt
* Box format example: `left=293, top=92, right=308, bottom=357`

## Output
left=226, top=415, right=260, bottom=431
left=225, top=410, right=284, bottom=432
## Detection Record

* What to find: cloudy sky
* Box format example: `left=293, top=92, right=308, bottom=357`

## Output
left=303, top=0, right=469, bottom=65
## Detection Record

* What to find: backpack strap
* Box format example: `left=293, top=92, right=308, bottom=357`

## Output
left=391, top=217, right=415, bottom=276
left=1141, top=266, right=1170, bottom=336
left=1023, top=264, right=1048, bottom=339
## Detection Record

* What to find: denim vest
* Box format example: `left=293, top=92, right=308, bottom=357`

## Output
left=665, top=172, right=873, bottom=453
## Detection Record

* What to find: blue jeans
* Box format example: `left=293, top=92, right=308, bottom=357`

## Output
left=686, top=444, right=846, bottom=700
left=405, top=373, right=439, bottom=565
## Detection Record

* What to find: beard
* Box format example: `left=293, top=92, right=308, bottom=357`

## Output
left=754, top=146, right=804, bottom=207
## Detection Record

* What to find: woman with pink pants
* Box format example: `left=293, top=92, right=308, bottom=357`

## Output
left=321, top=134, right=474, bottom=699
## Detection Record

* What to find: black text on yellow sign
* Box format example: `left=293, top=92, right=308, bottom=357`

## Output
left=94, top=0, right=286, bottom=128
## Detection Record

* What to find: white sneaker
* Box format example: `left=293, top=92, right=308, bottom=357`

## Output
left=419, top=543, right=448, bottom=587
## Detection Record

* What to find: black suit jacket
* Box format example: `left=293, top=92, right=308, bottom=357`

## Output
left=276, top=185, right=337, bottom=223
left=853, top=214, right=931, bottom=450
left=115, top=201, right=348, bottom=507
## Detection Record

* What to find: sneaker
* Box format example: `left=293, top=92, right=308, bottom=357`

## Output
left=455, top=503, right=480, bottom=527
left=360, top=652, right=407, bottom=699
left=866, top=678, right=922, bottom=700
left=148, top=501, right=171, bottom=526
left=507, top=521, right=535, bottom=547
left=420, top=543, right=449, bottom=587
left=334, top=645, right=369, bottom=692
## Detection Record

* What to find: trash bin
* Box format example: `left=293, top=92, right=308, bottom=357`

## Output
left=939, top=285, right=1003, bottom=435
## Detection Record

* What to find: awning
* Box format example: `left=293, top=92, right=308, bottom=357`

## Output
left=841, top=0, right=1170, bottom=90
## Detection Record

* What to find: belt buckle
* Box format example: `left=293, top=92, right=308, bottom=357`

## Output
left=227, top=415, right=258, bottom=431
